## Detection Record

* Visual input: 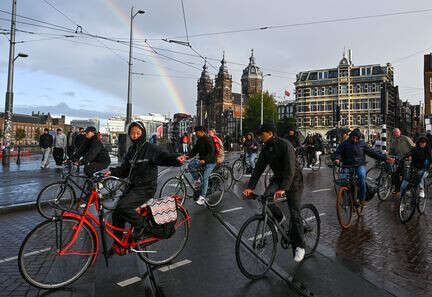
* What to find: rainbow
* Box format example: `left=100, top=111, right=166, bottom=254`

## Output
left=102, top=0, right=188, bottom=113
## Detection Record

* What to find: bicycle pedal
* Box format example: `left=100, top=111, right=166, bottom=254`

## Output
left=130, top=248, right=157, bottom=254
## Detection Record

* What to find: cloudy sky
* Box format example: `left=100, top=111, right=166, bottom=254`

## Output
left=0, top=0, right=431, bottom=119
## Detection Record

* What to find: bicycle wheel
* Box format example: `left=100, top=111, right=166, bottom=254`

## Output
left=216, top=165, right=234, bottom=191
left=377, top=173, right=393, bottom=201
left=417, top=193, right=427, bottom=214
left=300, top=204, right=320, bottom=257
left=99, top=177, right=128, bottom=210
left=37, top=182, right=76, bottom=219
left=235, top=215, right=278, bottom=280
left=159, top=177, right=187, bottom=205
left=399, top=188, right=416, bottom=223
left=297, top=154, right=305, bottom=169
left=264, top=167, right=273, bottom=188
left=366, top=167, right=385, bottom=201
left=232, top=159, right=245, bottom=181
left=205, top=173, right=225, bottom=208
left=336, top=187, right=353, bottom=229
left=18, top=218, right=96, bottom=289
left=138, top=206, right=189, bottom=265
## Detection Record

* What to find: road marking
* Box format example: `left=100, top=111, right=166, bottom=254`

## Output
left=158, top=259, right=192, bottom=272
left=304, top=213, right=326, bottom=222
left=117, top=276, right=142, bottom=287
left=248, top=231, right=272, bottom=241
left=0, top=248, right=50, bottom=264
left=312, top=188, right=331, bottom=193
left=220, top=207, right=243, bottom=214
left=157, top=168, right=170, bottom=177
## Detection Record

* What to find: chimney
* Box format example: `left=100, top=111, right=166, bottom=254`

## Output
left=348, top=49, right=352, bottom=65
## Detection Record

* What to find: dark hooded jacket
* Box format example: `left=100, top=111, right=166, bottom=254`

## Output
left=72, top=135, right=110, bottom=165
left=244, top=133, right=259, bottom=154
left=286, top=130, right=300, bottom=148
left=110, top=121, right=181, bottom=194
left=408, top=136, right=432, bottom=170
left=334, top=129, right=386, bottom=166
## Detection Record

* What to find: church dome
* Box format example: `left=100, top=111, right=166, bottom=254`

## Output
left=242, top=49, right=263, bottom=80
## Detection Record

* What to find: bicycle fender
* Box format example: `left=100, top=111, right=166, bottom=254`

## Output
left=62, top=212, right=99, bottom=266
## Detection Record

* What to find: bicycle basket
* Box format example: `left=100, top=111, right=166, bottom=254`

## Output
left=148, top=196, right=178, bottom=225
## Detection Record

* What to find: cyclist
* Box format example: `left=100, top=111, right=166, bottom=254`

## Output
left=389, top=128, right=415, bottom=195
left=208, top=128, right=225, bottom=164
left=286, top=128, right=300, bottom=148
left=400, top=136, right=431, bottom=200
left=187, top=126, right=216, bottom=206
left=244, top=132, right=259, bottom=174
left=334, top=129, right=394, bottom=207
left=243, top=122, right=306, bottom=263
left=105, top=121, right=186, bottom=248
left=303, top=133, right=316, bottom=167
left=71, top=126, right=111, bottom=177
left=313, top=133, right=324, bottom=165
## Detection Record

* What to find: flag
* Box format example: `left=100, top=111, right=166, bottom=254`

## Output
left=284, top=90, right=291, bottom=97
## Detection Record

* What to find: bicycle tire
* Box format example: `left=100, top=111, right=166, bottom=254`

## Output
left=36, top=182, right=77, bottom=219
left=205, top=173, right=225, bottom=208
left=159, top=177, right=187, bottom=205
left=216, top=165, right=234, bottom=191
left=336, top=186, right=354, bottom=229
left=235, top=215, right=278, bottom=280
left=18, top=218, right=96, bottom=289
left=232, top=159, right=245, bottom=181
left=417, top=193, right=427, bottom=214
left=300, top=204, right=320, bottom=257
left=399, top=188, right=416, bottom=223
left=138, top=205, right=189, bottom=265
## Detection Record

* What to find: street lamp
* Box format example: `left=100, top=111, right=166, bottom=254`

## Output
left=261, top=73, right=271, bottom=125
left=125, top=7, right=145, bottom=129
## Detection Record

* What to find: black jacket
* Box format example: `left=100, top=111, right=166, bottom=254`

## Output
left=248, top=136, right=303, bottom=191
left=188, top=135, right=216, bottom=164
left=334, top=139, right=386, bottom=166
left=39, top=133, right=53, bottom=149
left=244, top=137, right=259, bottom=154
left=74, top=134, right=86, bottom=151
left=286, top=135, right=300, bottom=148
left=72, top=135, right=110, bottom=165
left=110, top=140, right=180, bottom=192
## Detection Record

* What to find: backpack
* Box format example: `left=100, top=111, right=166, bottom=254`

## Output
left=212, top=136, right=225, bottom=163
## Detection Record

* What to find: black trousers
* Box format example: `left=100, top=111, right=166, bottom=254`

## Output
left=84, top=161, right=110, bottom=178
left=112, top=187, right=155, bottom=238
left=264, top=180, right=305, bottom=249
left=392, top=161, right=404, bottom=192
left=53, top=147, right=64, bottom=165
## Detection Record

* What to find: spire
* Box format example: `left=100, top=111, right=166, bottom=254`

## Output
left=218, top=51, right=229, bottom=75
left=221, top=51, right=225, bottom=65
left=249, top=49, right=255, bottom=65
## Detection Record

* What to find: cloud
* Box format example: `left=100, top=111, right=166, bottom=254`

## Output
left=63, top=91, right=75, bottom=97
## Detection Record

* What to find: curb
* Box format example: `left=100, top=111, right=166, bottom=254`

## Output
left=0, top=201, right=36, bottom=214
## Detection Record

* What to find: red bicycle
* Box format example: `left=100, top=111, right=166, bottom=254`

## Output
left=18, top=173, right=191, bottom=289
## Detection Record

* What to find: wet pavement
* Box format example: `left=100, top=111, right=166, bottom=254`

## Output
left=0, top=152, right=431, bottom=296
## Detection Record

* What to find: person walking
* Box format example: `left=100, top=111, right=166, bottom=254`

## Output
left=181, top=133, right=189, bottom=153
left=39, top=128, right=53, bottom=168
left=66, top=127, right=78, bottom=159
left=53, top=128, right=67, bottom=168
left=74, top=127, right=86, bottom=152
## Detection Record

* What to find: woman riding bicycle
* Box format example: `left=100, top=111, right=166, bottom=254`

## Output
left=105, top=121, right=186, bottom=253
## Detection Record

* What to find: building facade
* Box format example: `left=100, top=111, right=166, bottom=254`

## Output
left=277, top=100, right=296, bottom=120
left=294, top=50, right=398, bottom=137
left=0, top=112, right=65, bottom=145
left=424, top=53, right=432, bottom=116
left=197, top=50, right=263, bottom=136
left=70, top=119, right=100, bottom=131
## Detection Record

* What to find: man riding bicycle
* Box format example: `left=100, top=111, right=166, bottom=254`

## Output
left=105, top=121, right=186, bottom=252
left=334, top=129, right=394, bottom=207
left=303, top=133, right=317, bottom=167
left=286, top=128, right=300, bottom=148
left=244, top=132, right=259, bottom=174
left=243, top=123, right=306, bottom=263
left=71, top=126, right=111, bottom=177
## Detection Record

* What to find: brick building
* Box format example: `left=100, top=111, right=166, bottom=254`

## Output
left=424, top=53, right=432, bottom=116
left=0, top=112, right=65, bottom=145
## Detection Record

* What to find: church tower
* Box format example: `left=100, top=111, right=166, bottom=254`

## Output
left=213, top=52, right=233, bottom=130
left=196, top=60, right=213, bottom=128
left=241, top=49, right=263, bottom=100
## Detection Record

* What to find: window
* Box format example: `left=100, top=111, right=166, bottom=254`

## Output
left=362, top=84, right=368, bottom=93
left=362, top=99, right=368, bottom=109
left=356, top=84, right=361, bottom=93
left=311, top=102, right=317, bottom=112
left=318, top=117, right=324, bottom=126
left=320, top=87, right=325, bottom=96
left=371, top=83, right=377, bottom=92
left=312, top=88, right=318, bottom=96
left=309, top=72, right=318, bottom=80
left=361, top=116, right=368, bottom=125
left=326, top=101, right=333, bottom=111
left=430, top=77, right=432, bottom=92
left=340, top=85, right=348, bottom=94
left=311, top=118, right=316, bottom=127
left=341, top=116, right=348, bottom=126
left=304, top=88, right=311, bottom=97
left=318, top=102, right=324, bottom=111
left=368, top=84, right=373, bottom=93
left=318, top=72, right=323, bottom=80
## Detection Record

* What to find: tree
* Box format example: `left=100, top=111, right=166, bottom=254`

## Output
left=15, top=128, right=26, bottom=144
left=34, top=128, right=41, bottom=142
left=243, top=91, right=278, bottom=134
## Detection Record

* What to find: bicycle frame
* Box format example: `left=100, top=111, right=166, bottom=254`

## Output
left=59, top=185, right=191, bottom=266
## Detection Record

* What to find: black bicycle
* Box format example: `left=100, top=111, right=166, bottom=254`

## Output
left=235, top=193, right=320, bottom=279
left=366, top=159, right=394, bottom=201
left=232, top=153, right=254, bottom=181
left=159, top=158, right=225, bottom=208
left=36, top=161, right=128, bottom=219
left=214, top=161, right=234, bottom=191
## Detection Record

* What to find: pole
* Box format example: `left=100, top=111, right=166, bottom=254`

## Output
left=240, top=93, right=243, bottom=135
left=3, top=0, right=17, bottom=166
left=125, top=6, right=134, bottom=130
left=260, top=89, right=264, bottom=125
left=367, top=98, right=371, bottom=142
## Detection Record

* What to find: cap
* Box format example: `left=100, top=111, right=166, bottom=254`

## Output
left=85, top=126, right=97, bottom=133
left=259, top=122, right=276, bottom=133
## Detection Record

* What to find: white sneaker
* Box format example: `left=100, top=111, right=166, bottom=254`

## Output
left=294, top=247, right=305, bottom=263
left=196, top=196, right=206, bottom=206
left=419, top=189, right=425, bottom=198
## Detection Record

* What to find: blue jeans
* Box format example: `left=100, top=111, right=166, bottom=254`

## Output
left=246, top=152, right=257, bottom=169
left=401, top=169, right=426, bottom=198
left=188, top=159, right=216, bottom=198
left=341, top=166, right=367, bottom=201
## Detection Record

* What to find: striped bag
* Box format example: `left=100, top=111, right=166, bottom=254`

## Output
left=148, top=196, right=178, bottom=225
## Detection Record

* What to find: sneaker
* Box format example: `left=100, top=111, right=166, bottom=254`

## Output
left=196, top=196, right=206, bottom=206
left=294, top=247, right=305, bottom=263
left=419, top=189, right=425, bottom=198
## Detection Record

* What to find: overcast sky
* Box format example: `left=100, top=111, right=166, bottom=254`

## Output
left=0, top=0, right=431, bottom=119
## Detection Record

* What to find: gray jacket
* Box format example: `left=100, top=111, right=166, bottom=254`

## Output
left=54, top=133, right=67, bottom=149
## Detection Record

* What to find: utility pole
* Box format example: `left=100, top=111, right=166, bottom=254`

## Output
left=3, top=0, right=17, bottom=166
left=240, top=93, right=243, bottom=135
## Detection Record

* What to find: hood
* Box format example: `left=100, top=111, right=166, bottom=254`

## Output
left=128, top=121, right=147, bottom=143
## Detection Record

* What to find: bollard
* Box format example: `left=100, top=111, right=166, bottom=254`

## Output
left=381, top=124, right=387, bottom=154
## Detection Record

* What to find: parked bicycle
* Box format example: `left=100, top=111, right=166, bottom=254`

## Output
left=214, top=161, right=234, bottom=191
left=36, top=161, right=128, bottom=219
left=366, top=159, right=394, bottom=201
left=159, top=158, right=225, bottom=208
left=19, top=172, right=190, bottom=289
left=232, top=153, right=253, bottom=181
left=235, top=193, right=320, bottom=280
